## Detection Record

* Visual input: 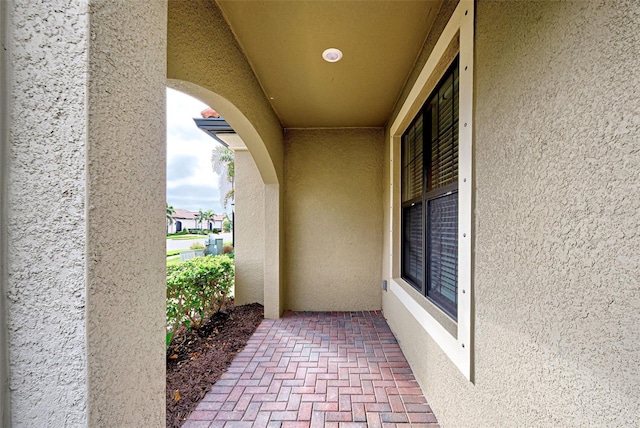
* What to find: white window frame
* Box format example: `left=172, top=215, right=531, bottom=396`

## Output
left=389, top=0, right=474, bottom=381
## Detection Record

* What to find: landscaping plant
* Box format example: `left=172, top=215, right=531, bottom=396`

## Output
left=189, top=242, right=205, bottom=251
left=166, top=255, right=234, bottom=347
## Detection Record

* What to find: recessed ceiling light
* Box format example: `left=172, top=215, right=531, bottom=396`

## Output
left=322, top=48, right=343, bottom=63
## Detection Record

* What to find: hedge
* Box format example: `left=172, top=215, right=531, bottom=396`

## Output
left=166, top=255, right=234, bottom=346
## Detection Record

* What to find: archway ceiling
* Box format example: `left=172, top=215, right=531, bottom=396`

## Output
left=216, top=0, right=442, bottom=128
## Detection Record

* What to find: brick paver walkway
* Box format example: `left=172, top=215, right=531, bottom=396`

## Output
left=184, top=311, right=439, bottom=428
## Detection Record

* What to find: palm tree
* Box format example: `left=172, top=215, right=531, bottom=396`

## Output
left=211, top=146, right=235, bottom=208
left=166, top=203, right=176, bottom=233
left=197, top=208, right=206, bottom=230
left=203, top=209, right=215, bottom=231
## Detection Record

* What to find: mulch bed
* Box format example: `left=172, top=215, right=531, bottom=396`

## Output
left=166, top=302, right=264, bottom=428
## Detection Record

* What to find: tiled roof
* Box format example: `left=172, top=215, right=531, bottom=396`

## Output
left=171, top=209, right=225, bottom=221
left=201, top=107, right=220, bottom=118
left=172, top=209, right=197, bottom=219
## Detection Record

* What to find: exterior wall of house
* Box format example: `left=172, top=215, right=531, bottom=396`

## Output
left=285, top=128, right=384, bottom=311
left=234, top=150, right=265, bottom=306
left=167, top=217, right=223, bottom=234
left=86, top=1, right=168, bottom=426
left=4, top=2, right=90, bottom=426
left=0, top=2, right=9, bottom=426
left=3, top=1, right=167, bottom=426
left=168, top=218, right=199, bottom=233
left=382, top=1, right=640, bottom=427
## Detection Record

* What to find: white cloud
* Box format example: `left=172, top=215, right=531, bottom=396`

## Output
left=166, top=88, right=228, bottom=213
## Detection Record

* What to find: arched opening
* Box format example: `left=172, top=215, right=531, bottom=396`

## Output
left=166, top=79, right=283, bottom=319
left=167, top=0, right=285, bottom=319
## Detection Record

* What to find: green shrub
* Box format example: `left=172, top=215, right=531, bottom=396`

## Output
left=189, top=242, right=205, bottom=251
left=186, top=229, right=210, bottom=235
left=166, top=255, right=234, bottom=335
left=166, top=255, right=182, bottom=267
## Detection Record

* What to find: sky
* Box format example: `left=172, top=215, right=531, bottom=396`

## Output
left=166, top=88, right=228, bottom=214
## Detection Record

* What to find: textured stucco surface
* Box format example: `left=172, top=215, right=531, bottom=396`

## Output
left=167, top=0, right=283, bottom=185
left=285, top=129, right=384, bottom=311
left=0, top=1, right=9, bottom=425
left=383, top=1, right=640, bottom=426
left=86, top=1, right=167, bottom=425
left=5, top=2, right=89, bottom=426
left=235, top=150, right=265, bottom=306
left=264, top=183, right=285, bottom=318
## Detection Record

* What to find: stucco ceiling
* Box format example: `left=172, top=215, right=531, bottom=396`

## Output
left=216, top=0, right=442, bottom=128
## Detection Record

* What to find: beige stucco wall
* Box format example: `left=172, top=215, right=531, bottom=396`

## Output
left=383, top=1, right=640, bottom=426
left=285, top=128, right=384, bottom=311
left=4, top=1, right=167, bottom=426
left=0, top=1, right=10, bottom=425
left=167, top=0, right=283, bottom=186
left=167, top=0, right=285, bottom=317
left=234, top=150, right=265, bottom=306
left=86, top=2, right=167, bottom=425
left=5, top=2, right=90, bottom=426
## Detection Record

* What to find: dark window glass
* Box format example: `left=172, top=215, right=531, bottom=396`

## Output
left=402, top=203, right=423, bottom=290
left=401, top=57, right=459, bottom=319
left=401, top=113, right=424, bottom=202
left=427, top=193, right=458, bottom=318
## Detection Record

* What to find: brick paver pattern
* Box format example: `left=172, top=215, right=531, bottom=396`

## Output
left=184, top=311, right=439, bottom=428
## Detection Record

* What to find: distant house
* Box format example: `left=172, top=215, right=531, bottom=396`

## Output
left=167, top=209, right=197, bottom=233
left=168, top=209, right=223, bottom=233
left=211, top=214, right=224, bottom=230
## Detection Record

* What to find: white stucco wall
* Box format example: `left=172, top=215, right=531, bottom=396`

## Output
left=234, top=150, right=265, bottom=306
left=383, top=1, right=640, bottom=426
left=5, top=2, right=89, bottom=426
left=168, top=217, right=199, bottom=233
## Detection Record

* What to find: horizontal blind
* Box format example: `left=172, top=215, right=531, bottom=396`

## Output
left=401, top=113, right=423, bottom=202
left=428, top=63, right=459, bottom=191
left=402, top=56, right=459, bottom=312
left=402, top=203, right=423, bottom=290
left=427, top=192, right=458, bottom=319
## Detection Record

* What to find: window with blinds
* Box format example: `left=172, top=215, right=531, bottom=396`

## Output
left=401, top=57, right=459, bottom=320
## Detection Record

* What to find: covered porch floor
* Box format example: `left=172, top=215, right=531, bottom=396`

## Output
left=184, top=311, right=439, bottom=428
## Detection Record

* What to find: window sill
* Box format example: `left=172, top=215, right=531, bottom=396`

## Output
left=394, top=278, right=457, bottom=339
left=389, top=277, right=469, bottom=380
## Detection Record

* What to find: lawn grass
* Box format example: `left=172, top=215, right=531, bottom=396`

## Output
left=167, top=235, right=207, bottom=241
left=167, top=249, right=192, bottom=257
left=167, top=255, right=182, bottom=267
